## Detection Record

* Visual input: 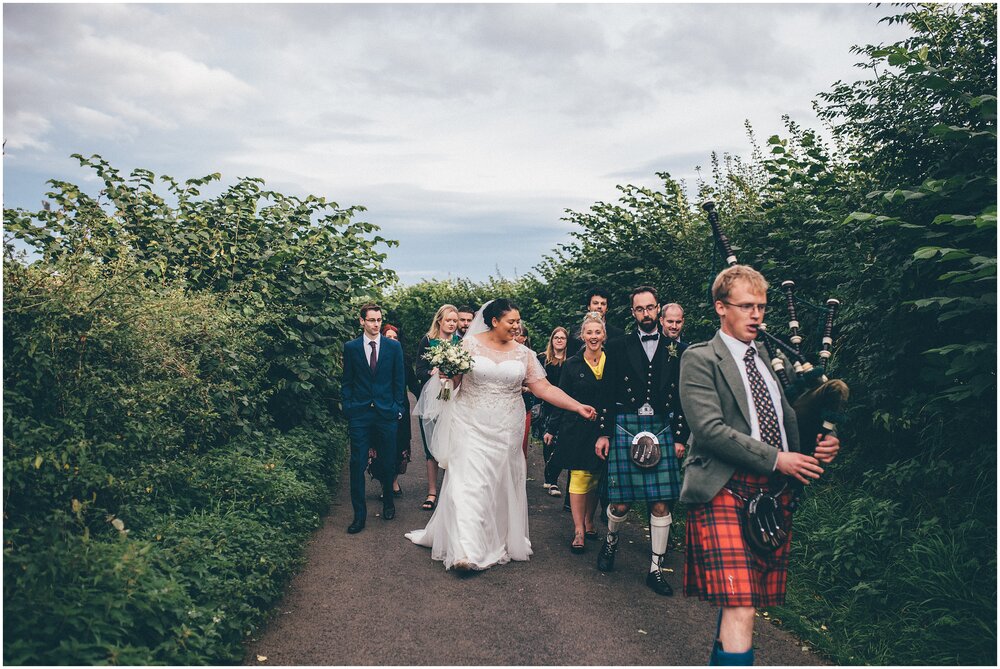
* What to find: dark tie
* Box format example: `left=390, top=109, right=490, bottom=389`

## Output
left=641, top=333, right=659, bottom=342
left=369, top=340, right=377, bottom=372
left=743, top=346, right=782, bottom=449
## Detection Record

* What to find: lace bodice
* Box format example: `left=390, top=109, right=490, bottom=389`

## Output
left=458, top=336, right=546, bottom=410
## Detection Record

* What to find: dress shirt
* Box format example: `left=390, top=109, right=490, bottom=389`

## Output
left=638, top=330, right=659, bottom=361
left=363, top=333, right=381, bottom=364
left=718, top=330, right=788, bottom=453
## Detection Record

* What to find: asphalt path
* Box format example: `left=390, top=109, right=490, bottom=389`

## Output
left=244, top=403, right=826, bottom=666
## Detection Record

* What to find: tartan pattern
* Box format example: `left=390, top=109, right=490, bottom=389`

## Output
left=606, top=413, right=680, bottom=503
left=684, top=471, right=793, bottom=607
left=745, top=347, right=782, bottom=448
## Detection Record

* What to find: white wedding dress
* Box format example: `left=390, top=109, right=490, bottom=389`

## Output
left=406, top=334, right=545, bottom=570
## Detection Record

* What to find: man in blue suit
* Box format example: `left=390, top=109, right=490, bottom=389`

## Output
left=341, top=303, right=406, bottom=534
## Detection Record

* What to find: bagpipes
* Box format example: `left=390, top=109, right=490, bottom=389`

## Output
left=703, top=201, right=849, bottom=515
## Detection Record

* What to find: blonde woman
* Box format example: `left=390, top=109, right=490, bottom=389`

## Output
left=545, top=312, right=607, bottom=553
left=414, top=304, right=462, bottom=511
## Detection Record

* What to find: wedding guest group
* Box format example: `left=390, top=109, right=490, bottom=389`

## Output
left=339, top=278, right=842, bottom=662
left=679, top=265, right=840, bottom=665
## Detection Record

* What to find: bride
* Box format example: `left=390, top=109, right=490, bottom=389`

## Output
left=406, top=299, right=596, bottom=571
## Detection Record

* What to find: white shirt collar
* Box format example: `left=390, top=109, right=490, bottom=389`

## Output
left=719, top=329, right=755, bottom=360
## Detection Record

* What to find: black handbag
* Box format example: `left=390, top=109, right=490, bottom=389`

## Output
left=629, top=432, right=662, bottom=468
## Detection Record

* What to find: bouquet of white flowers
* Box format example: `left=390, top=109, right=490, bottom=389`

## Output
left=422, top=341, right=474, bottom=400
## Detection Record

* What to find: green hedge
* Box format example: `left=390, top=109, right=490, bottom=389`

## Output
left=3, top=165, right=382, bottom=664
left=4, top=427, right=347, bottom=665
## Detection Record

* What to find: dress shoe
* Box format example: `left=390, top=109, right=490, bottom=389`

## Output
left=596, top=536, right=618, bottom=572
left=646, top=569, right=674, bottom=596
left=382, top=501, right=396, bottom=520
left=347, top=516, right=366, bottom=534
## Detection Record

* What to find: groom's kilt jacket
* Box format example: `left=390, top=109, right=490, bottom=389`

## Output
left=599, top=333, right=689, bottom=445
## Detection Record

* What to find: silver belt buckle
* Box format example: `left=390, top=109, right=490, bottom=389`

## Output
left=638, top=402, right=654, bottom=417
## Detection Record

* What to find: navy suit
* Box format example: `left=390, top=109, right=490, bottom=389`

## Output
left=341, top=334, right=406, bottom=519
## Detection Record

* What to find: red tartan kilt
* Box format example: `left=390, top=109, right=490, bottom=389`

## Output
left=684, top=471, right=793, bottom=608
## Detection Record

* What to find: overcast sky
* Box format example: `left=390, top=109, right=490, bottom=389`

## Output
left=3, top=3, right=910, bottom=284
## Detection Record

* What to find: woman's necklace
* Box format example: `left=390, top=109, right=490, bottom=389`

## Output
left=584, top=349, right=601, bottom=366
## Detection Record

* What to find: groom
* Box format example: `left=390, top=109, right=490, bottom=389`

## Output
left=594, top=286, right=688, bottom=596
left=341, top=303, right=406, bottom=534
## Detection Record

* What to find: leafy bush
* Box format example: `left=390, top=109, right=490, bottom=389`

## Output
left=4, top=165, right=371, bottom=664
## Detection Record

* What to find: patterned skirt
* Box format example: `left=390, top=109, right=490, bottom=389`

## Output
left=606, top=413, right=680, bottom=503
left=684, top=471, right=793, bottom=608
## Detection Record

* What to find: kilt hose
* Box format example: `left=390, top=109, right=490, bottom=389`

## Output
left=684, top=470, right=793, bottom=608
left=606, top=413, right=680, bottom=504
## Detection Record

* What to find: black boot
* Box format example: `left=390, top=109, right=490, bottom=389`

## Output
left=596, top=533, right=618, bottom=572
left=645, top=550, right=673, bottom=596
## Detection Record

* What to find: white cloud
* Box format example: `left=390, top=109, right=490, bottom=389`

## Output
left=3, top=111, right=52, bottom=151
left=2, top=3, right=913, bottom=283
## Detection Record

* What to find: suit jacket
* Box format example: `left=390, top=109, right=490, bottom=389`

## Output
left=678, top=331, right=800, bottom=504
left=341, top=335, right=405, bottom=420
left=546, top=352, right=607, bottom=471
left=598, top=331, right=689, bottom=444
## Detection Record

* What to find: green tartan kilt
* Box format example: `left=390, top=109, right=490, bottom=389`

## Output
left=606, top=413, right=681, bottom=503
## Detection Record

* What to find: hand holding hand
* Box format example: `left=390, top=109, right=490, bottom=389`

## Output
left=595, top=436, right=610, bottom=460
left=775, top=451, right=824, bottom=485
left=813, top=434, right=840, bottom=463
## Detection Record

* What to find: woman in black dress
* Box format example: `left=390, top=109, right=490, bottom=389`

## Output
left=545, top=313, right=607, bottom=553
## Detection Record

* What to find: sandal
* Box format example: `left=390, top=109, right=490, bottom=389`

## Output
left=570, top=534, right=586, bottom=554
left=421, top=494, right=437, bottom=510
left=393, top=485, right=403, bottom=498
left=585, top=529, right=599, bottom=541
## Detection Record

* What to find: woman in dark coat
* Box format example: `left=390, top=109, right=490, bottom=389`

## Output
left=545, top=312, right=607, bottom=553
left=537, top=327, right=569, bottom=496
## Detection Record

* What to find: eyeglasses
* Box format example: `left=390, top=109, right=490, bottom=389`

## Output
left=364, top=317, right=383, bottom=323
left=722, top=301, right=767, bottom=314
left=632, top=305, right=659, bottom=314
